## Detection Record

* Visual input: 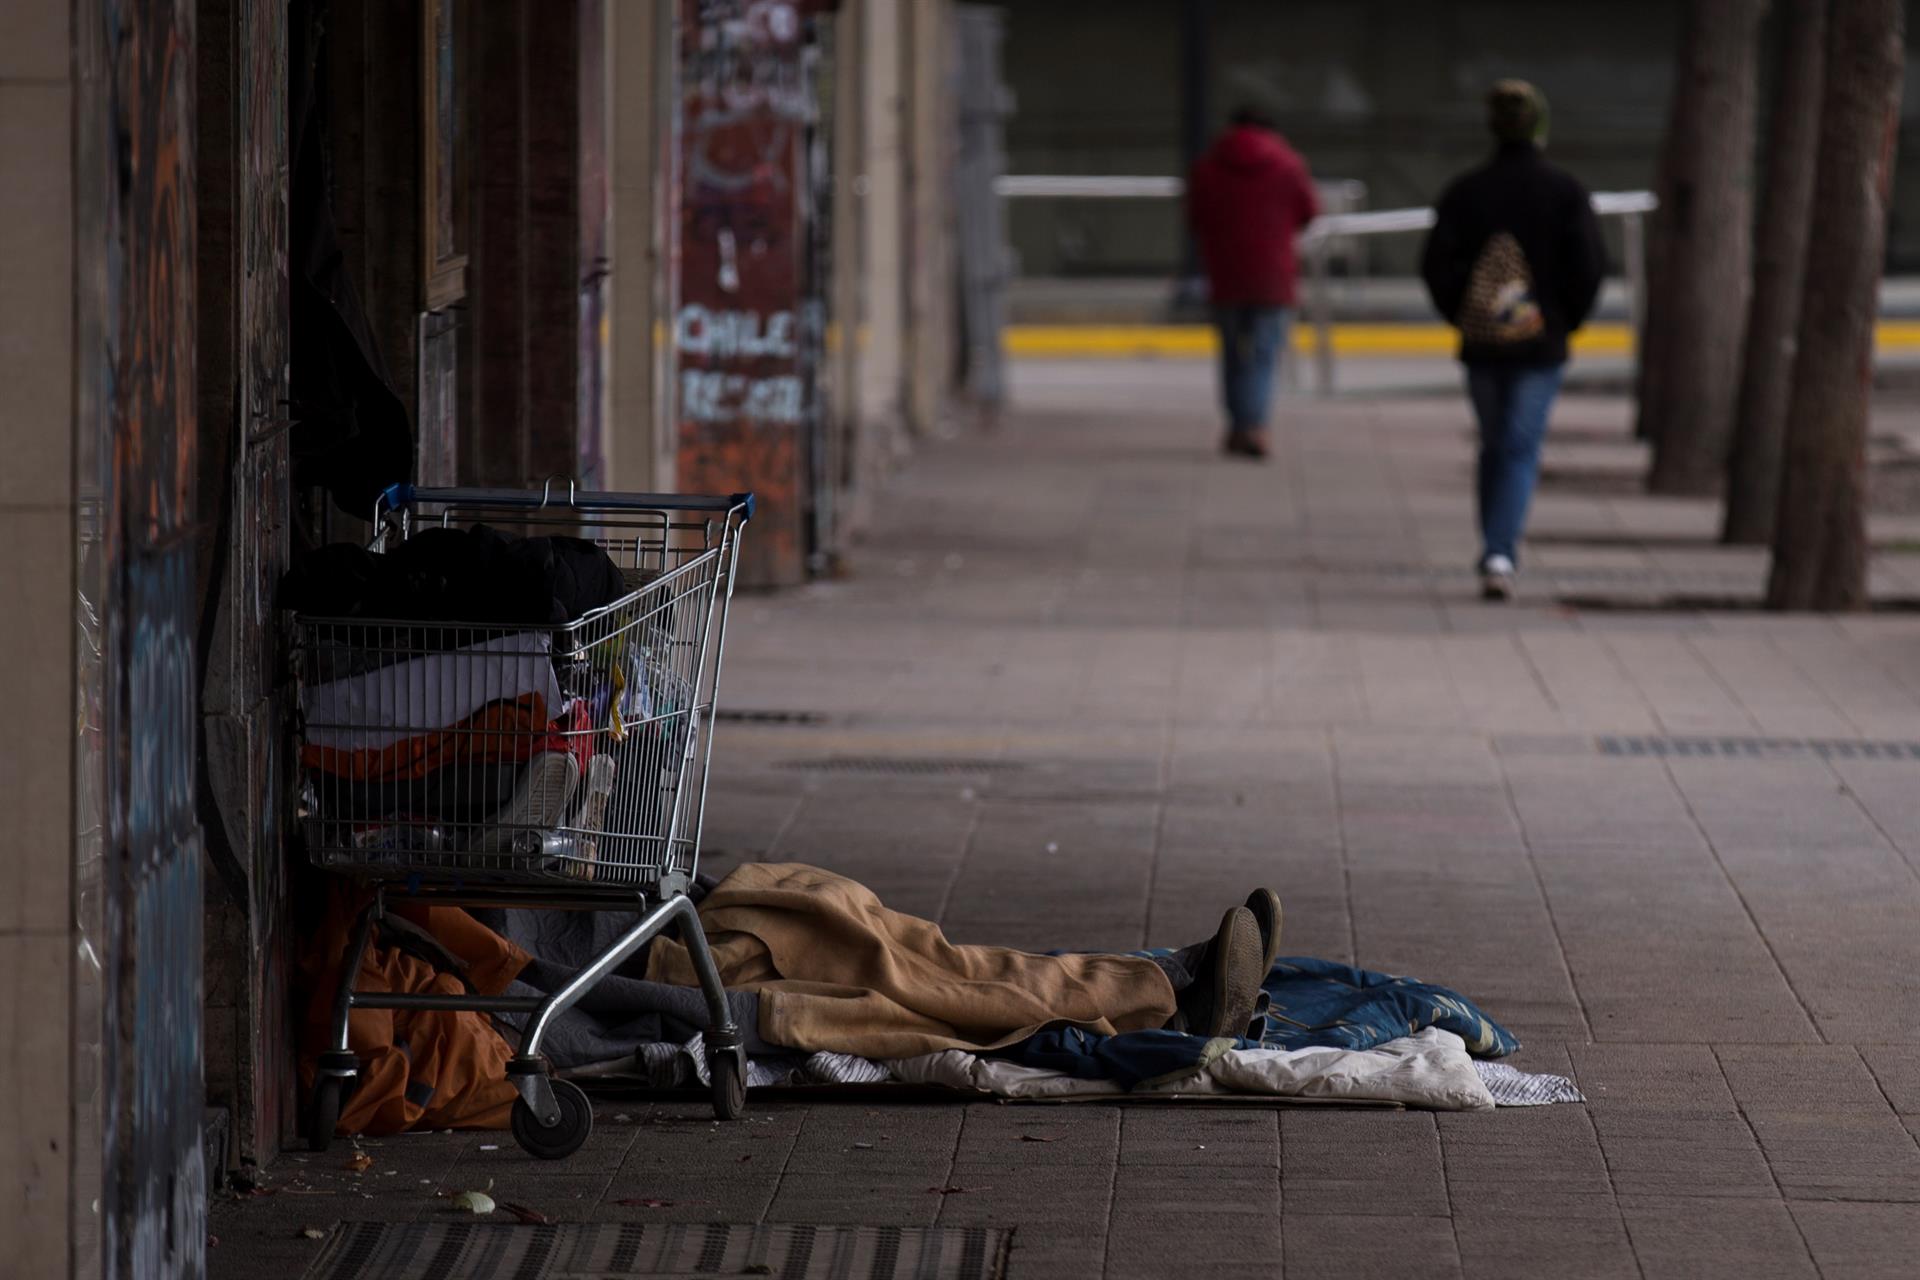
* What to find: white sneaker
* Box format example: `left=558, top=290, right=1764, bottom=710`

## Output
left=1480, top=554, right=1515, bottom=602
left=473, top=751, right=580, bottom=855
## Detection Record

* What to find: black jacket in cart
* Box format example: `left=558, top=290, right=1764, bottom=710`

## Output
left=1421, top=142, right=1608, bottom=367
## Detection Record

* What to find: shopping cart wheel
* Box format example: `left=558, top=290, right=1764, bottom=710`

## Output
left=710, top=1051, right=747, bottom=1121
left=511, top=1078, right=592, bottom=1160
left=307, top=1077, right=346, bottom=1153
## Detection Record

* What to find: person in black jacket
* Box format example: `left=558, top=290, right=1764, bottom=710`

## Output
left=1421, top=81, right=1606, bottom=600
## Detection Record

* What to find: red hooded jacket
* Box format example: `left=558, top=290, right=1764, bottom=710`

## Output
left=1187, top=125, right=1320, bottom=307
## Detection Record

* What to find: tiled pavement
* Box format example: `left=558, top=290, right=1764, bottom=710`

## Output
left=214, top=363, right=1920, bottom=1277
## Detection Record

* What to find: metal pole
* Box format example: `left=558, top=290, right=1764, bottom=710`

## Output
left=1622, top=210, right=1647, bottom=359
left=1311, top=240, right=1335, bottom=396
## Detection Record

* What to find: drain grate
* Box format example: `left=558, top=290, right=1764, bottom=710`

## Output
left=781, top=757, right=1021, bottom=775
left=715, top=708, right=832, bottom=725
left=1562, top=594, right=1920, bottom=614
left=1598, top=735, right=1920, bottom=760
left=1537, top=466, right=1648, bottom=496
left=1187, top=553, right=1758, bottom=590
left=303, top=1223, right=1012, bottom=1280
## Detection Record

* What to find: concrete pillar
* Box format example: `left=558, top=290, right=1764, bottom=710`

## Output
left=466, top=0, right=596, bottom=488
left=902, top=0, right=955, bottom=438
left=825, top=0, right=868, bottom=548
left=607, top=0, right=678, bottom=494
left=674, top=0, right=817, bottom=586
left=196, top=0, right=297, bottom=1170
left=0, top=1, right=79, bottom=1271
left=857, top=0, right=908, bottom=457
left=524, top=0, right=590, bottom=485
left=577, top=0, right=612, bottom=488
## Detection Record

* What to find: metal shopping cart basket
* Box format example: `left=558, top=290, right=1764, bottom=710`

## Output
left=290, top=482, right=753, bottom=1159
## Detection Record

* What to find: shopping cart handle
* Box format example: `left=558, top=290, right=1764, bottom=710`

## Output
left=390, top=485, right=756, bottom=517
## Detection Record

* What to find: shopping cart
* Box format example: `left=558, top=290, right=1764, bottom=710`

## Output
left=290, top=482, right=752, bottom=1159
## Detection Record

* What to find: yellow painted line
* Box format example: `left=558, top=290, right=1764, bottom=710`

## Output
left=1005, top=321, right=1920, bottom=359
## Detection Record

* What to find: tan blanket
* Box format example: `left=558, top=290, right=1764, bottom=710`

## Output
left=645, top=863, right=1177, bottom=1059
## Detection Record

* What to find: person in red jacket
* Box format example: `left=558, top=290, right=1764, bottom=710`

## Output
left=1187, top=107, right=1321, bottom=459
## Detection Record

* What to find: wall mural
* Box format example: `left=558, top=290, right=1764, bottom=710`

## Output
left=74, top=0, right=208, bottom=1274
left=676, top=0, right=825, bottom=586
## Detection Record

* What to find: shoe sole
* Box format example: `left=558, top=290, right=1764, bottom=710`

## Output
left=474, top=752, right=581, bottom=855
left=1205, top=907, right=1267, bottom=1039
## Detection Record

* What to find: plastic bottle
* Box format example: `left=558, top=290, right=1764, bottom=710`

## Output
left=574, top=755, right=618, bottom=880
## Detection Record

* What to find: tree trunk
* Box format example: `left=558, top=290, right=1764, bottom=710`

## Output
left=1722, top=0, right=1828, bottom=545
left=1767, top=0, right=1905, bottom=611
left=1642, top=0, right=1767, bottom=495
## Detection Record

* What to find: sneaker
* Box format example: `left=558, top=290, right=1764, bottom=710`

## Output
left=1480, top=554, right=1515, bottom=602
left=1172, top=906, right=1267, bottom=1039
left=473, top=751, right=580, bottom=855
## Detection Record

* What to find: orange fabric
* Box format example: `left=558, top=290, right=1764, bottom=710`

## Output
left=301, top=693, right=557, bottom=782
left=299, top=883, right=532, bottom=1134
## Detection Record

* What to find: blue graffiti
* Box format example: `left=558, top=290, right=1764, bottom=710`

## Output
left=125, top=558, right=196, bottom=857
left=125, top=845, right=205, bottom=1280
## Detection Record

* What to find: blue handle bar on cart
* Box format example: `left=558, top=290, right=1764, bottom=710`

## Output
left=379, top=482, right=754, bottom=520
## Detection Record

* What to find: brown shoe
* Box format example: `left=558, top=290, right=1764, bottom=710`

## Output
left=1174, top=907, right=1267, bottom=1038
left=1244, top=888, right=1283, bottom=975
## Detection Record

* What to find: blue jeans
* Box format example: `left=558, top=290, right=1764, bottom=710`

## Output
left=1215, top=306, right=1291, bottom=432
left=1466, top=362, right=1564, bottom=566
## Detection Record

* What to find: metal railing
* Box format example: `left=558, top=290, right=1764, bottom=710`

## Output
left=996, top=176, right=1656, bottom=395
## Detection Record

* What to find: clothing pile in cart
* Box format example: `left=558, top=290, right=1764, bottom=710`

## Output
left=297, top=862, right=1585, bottom=1138
left=285, top=525, right=686, bottom=874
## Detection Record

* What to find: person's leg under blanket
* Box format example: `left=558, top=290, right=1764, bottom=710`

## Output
left=645, top=863, right=1277, bottom=1059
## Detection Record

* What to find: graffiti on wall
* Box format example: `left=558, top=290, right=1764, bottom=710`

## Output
left=108, top=543, right=206, bottom=1280
left=122, top=576, right=204, bottom=1275
left=74, top=0, right=208, bottom=1274
left=677, top=0, right=823, bottom=586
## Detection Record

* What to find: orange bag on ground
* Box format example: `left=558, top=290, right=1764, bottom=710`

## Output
left=298, top=882, right=531, bottom=1134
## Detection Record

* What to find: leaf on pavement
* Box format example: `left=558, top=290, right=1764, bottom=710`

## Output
left=450, top=1191, right=496, bottom=1214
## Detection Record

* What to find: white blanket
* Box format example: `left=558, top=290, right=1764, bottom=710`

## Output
left=886, top=1027, right=1495, bottom=1110
left=304, top=633, right=563, bottom=749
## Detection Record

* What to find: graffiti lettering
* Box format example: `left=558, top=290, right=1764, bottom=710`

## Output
left=681, top=370, right=805, bottom=425
left=685, top=1, right=808, bottom=122
left=126, top=578, right=197, bottom=854
left=676, top=305, right=796, bottom=359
